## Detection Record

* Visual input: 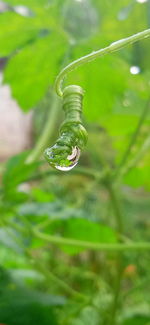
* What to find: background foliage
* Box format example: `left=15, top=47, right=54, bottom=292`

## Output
left=0, top=0, right=150, bottom=324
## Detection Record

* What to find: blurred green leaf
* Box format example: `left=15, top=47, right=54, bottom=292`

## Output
left=4, top=32, right=67, bottom=110
left=31, top=188, right=56, bottom=202
left=0, top=228, right=22, bottom=252
left=123, top=166, right=150, bottom=191
left=71, top=306, right=101, bottom=325
left=61, top=218, right=117, bottom=255
left=68, top=55, right=128, bottom=122
left=62, top=0, right=99, bottom=42
left=18, top=201, right=61, bottom=219
left=0, top=266, right=65, bottom=325
left=122, top=315, right=150, bottom=325
left=0, top=12, right=39, bottom=56
left=3, top=152, right=38, bottom=190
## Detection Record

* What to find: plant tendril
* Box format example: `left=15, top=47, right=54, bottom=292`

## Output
left=55, top=28, right=150, bottom=97
left=44, top=28, right=150, bottom=169
left=44, top=85, right=88, bottom=170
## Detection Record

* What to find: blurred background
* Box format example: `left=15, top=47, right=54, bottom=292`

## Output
left=0, top=0, right=150, bottom=324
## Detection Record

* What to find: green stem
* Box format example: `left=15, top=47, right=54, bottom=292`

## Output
left=109, top=263, right=123, bottom=325
left=29, top=256, right=88, bottom=302
left=115, top=98, right=150, bottom=177
left=107, top=183, right=123, bottom=234
left=120, top=133, right=150, bottom=176
left=123, top=274, right=150, bottom=299
left=55, top=29, right=150, bottom=96
left=26, top=45, right=75, bottom=164
left=106, top=184, right=124, bottom=325
left=33, top=229, right=150, bottom=252
left=5, top=217, right=88, bottom=302
left=26, top=166, right=106, bottom=182
left=26, top=93, right=60, bottom=164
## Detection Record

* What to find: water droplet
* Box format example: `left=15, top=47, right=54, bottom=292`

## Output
left=130, top=65, right=140, bottom=75
left=136, top=0, right=148, bottom=3
left=56, top=147, right=80, bottom=171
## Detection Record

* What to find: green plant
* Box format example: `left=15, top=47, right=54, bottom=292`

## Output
left=0, top=1, right=150, bottom=325
left=44, top=28, right=150, bottom=172
left=44, top=85, right=88, bottom=170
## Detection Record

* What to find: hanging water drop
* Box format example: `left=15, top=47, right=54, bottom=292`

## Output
left=55, top=147, right=80, bottom=171
left=44, top=145, right=81, bottom=171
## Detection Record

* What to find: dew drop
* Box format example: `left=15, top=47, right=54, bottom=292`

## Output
left=130, top=65, right=140, bottom=75
left=136, top=0, right=148, bottom=3
left=55, top=146, right=80, bottom=171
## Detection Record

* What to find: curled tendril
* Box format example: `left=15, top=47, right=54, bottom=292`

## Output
left=44, top=85, right=88, bottom=170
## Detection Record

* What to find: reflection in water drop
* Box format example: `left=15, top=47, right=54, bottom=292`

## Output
left=55, top=147, right=80, bottom=171
left=130, top=66, right=140, bottom=75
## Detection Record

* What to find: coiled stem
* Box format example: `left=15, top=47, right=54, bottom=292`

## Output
left=45, top=28, right=150, bottom=169
left=44, top=85, right=88, bottom=170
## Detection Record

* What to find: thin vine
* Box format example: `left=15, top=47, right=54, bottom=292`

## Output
left=43, top=28, right=150, bottom=170
left=33, top=229, right=150, bottom=252
left=55, top=28, right=150, bottom=97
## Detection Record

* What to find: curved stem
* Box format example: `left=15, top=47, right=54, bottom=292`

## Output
left=29, top=256, right=88, bottom=302
left=4, top=218, right=87, bottom=302
left=33, top=229, right=150, bottom=251
left=26, top=167, right=106, bottom=182
left=26, top=93, right=60, bottom=164
left=55, top=28, right=150, bottom=97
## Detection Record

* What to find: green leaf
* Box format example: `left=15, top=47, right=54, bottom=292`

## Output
left=31, top=188, right=56, bottom=202
left=0, top=304, right=58, bottom=325
left=4, top=32, right=67, bottom=110
left=0, top=228, right=22, bottom=252
left=123, top=166, right=150, bottom=191
left=3, top=151, right=39, bottom=190
left=71, top=306, right=101, bottom=325
left=62, top=0, right=99, bottom=42
left=122, top=315, right=150, bottom=325
left=100, top=114, right=139, bottom=136
left=68, top=55, right=128, bottom=122
left=18, top=202, right=82, bottom=221
left=18, top=202, right=61, bottom=218
left=0, top=267, right=62, bottom=325
left=61, top=218, right=117, bottom=255
left=0, top=12, right=39, bottom=56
